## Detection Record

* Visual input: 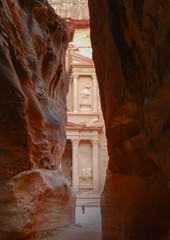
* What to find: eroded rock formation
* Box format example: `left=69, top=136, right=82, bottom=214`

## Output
left=0, top=0, right=75, bottom=239
left=89, top=0, right=170, bottom=239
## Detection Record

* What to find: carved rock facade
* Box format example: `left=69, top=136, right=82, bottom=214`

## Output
left=0, top=0, right=75, bottom=239
left=89, top=0, right=170, bottom=239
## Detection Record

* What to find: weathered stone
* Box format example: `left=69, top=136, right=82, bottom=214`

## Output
left=48, top=0, right=89, bottom=20
left=89, top=0, right=170, bottom=239
left=0, top=0, right=75, bottom=239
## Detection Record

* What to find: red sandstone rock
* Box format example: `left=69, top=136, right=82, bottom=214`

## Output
left=0, top=0, right=75, bottom=239
left=89, top=0, right=170, bottom=239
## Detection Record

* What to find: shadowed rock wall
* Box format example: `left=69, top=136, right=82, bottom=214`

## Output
left=88, top=0, right=170, bottom=239
left=0, top=0, right=75, bottom=239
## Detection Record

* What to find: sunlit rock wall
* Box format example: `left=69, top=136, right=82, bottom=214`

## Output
left=89, top=0, right=170, bottom=239
left=0, top=0, right=75, bottom=239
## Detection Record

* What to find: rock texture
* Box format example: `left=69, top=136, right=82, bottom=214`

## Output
left=88, top=0, right=170, bottom=239
left=0, top=0, right=75, bottom=239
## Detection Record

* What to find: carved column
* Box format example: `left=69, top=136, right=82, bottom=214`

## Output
left=73, top=75, right=78, bottom=112
left=72, top=139, right=79, bottom=193
left=92, top=75, right=98, bottom=113
left=92, top=140, right=99, bottom=194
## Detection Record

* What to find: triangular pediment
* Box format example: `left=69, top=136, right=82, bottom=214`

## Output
left=69, top=50, right=94, bottom=66
left=67, top=121, right=83, bottom=128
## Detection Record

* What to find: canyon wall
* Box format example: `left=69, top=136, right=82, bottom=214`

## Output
left=0, top=0, right=75, bottom=239
left=88, top=0, right=170, bottom=240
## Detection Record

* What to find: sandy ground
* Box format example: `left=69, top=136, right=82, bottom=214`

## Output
left=39, top=206, right=101, bottom=240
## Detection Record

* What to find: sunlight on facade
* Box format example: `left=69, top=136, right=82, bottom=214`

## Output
left=49, top=0, right=109, bottom=207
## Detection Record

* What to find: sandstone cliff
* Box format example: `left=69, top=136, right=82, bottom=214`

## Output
left=0, top=0, right=75, bottom=239
left=89, top=0, right=170, bottom=239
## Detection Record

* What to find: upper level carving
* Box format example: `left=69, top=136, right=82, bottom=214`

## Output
left=48, top=0, right=89, bottom=20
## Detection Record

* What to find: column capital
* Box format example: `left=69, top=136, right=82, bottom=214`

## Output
left=91, top=140, right=99, bottom=146
left=71, top=139, right=79, bottom=146
left=91, top=74, right=96, bottom=81
left=72, top=74, right=79, bottom=80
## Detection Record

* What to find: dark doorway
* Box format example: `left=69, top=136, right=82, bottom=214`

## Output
left=62, top=139, right=72, bottom=185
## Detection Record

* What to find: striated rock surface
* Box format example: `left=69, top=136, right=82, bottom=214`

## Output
left=0, top=0, right=75, bottom=239
left=89, top=0, right=170, bottom=239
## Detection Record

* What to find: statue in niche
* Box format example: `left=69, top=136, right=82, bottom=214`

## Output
left=80, top=86, right=91, bottom=102
left=82, top=167, right=92, bottom=179
left=68, top=42, right=79, bottom=52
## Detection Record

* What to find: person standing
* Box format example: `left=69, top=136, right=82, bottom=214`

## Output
left=81, top=203, right=85, bottom=214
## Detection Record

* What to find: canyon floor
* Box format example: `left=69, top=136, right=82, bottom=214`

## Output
left=39, top=206, right=101, bottom=240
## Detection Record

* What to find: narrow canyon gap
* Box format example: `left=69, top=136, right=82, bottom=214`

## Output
left=0, top=0, right=170, bottom=240
left=0, top=0, right=75, bottom=239
left=88, top=0, right=170, bottom=240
